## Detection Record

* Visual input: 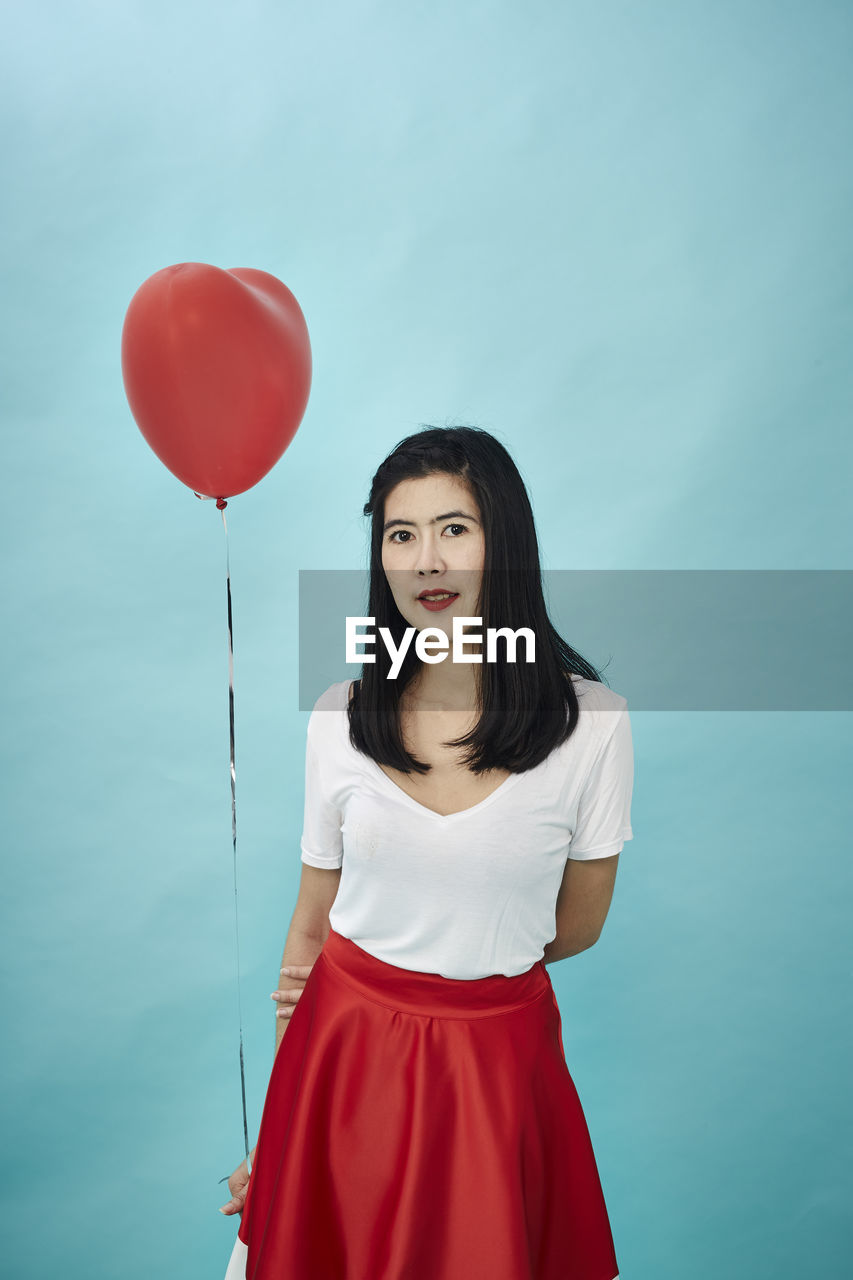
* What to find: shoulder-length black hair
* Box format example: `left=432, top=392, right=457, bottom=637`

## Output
left=347, top=425, right=610, bottom=776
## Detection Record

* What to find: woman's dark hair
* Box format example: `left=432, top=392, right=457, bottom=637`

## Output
left=347, top=424, right=609, bottom=776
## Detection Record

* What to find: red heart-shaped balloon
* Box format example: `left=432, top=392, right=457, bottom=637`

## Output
left=121, top=263, right=312, bottom=500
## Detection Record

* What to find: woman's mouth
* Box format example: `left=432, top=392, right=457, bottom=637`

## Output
left=417, top=592, right=459, bottom=612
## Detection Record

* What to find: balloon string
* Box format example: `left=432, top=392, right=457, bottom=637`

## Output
left=202, top=496, right=251, bottom=1185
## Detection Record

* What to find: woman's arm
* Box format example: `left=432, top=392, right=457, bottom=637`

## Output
left=273, top=864, right=343, bottom=1056
left=542, top=934, right=597, bottom=964
left=273, top=926, right=326, bottom=1056
left=544, top=854, right=620, bottom=963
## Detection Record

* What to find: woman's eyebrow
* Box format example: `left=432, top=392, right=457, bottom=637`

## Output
left=383, top=510, right=478, bottom=532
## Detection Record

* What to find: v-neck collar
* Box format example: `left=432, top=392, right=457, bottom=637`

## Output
left=342, top=679, right=525, bottom=821
left=364, top=755, right=524, bottom=823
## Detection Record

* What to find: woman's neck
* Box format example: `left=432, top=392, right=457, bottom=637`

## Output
left=403, top=661, right=481, bottom=712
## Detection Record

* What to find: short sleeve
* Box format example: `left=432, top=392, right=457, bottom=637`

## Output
left=299, top=727, right=344, bottom=869
left=568, top=704, right=635, bottom=860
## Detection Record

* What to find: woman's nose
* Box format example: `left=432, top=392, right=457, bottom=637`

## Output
left=412, top=535, right=447, bottom=573
left=415, top=551, right=446, bottom=574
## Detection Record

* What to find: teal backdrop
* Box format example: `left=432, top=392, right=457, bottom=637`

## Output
left=2, top=2, right=851, bottom=1277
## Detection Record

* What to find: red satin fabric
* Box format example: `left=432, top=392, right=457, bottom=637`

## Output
left=236, top=929, right=619, bottom=1279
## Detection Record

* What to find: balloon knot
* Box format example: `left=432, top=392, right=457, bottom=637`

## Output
left=216, top=497, right=228, bottom=509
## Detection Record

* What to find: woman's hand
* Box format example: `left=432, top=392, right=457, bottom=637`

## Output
left=270, top=963, right=315, bottom=1020
left=219, top=1151, right=255, bottom=1216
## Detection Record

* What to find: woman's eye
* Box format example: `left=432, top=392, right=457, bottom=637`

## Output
left=387, top=523, right=467, bottom=544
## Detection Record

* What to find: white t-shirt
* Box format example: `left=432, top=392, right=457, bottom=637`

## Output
left=300, top=676, right=635, bottom=979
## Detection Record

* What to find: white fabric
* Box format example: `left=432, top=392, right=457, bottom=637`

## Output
left=300, top=676, right=634, bottom=979
left=223, top=1235, right=247, bottom=1280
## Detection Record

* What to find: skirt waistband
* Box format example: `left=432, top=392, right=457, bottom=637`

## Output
left=319, top=928, right=551, bottom=1019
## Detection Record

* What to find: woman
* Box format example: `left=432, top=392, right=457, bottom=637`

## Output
left=221, top=426, right=634, bottom=1279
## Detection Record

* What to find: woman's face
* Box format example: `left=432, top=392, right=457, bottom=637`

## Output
left=381, top=472, right=485, bottom=639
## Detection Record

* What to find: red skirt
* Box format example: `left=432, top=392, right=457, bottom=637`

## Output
left=226, top=928, right=620, bottom=1280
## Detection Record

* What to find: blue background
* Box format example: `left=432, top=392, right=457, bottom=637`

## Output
left=2, top=2, right=851, bottom=1276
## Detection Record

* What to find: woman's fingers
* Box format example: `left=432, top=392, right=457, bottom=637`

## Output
left=271, top=991, right=298, bottom=1018
left=270, top=963, right=315, bottom=1014
left=270, top=986, right=302, bottom=1013
left=219, top=1166, right=249, bottom=1215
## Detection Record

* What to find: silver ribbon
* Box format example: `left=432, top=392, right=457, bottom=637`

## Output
left=195, top=493, right=252, bottom=1189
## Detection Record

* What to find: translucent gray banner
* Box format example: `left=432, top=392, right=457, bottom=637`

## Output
left=298, top=570, right=853, bottom=710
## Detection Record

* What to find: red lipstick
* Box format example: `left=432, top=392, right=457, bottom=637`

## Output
left=417, top=590, right=460, bottom=612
